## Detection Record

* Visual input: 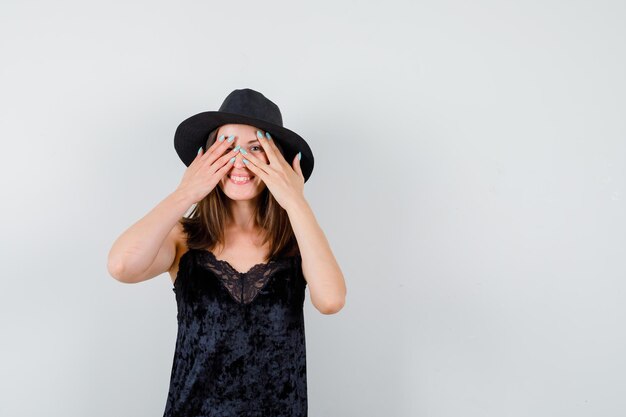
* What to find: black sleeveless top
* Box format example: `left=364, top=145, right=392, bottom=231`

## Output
left=162, top=248, right=308, bottom=417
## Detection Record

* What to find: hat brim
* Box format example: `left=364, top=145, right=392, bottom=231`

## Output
left=174, top=111, right=314, bottom=183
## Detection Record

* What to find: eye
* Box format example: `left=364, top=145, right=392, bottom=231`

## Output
left=251, top=146, right=263, bottom=152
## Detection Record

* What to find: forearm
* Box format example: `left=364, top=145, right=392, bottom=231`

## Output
left=107, top=189, right=193, bottom=277
left=286, top=197, right=346, bottom=314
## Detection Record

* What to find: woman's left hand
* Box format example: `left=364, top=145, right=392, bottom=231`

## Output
left=242, top=130, right=305, bottom=211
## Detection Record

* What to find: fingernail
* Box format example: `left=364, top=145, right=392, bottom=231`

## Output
left=297, top=151, right=301, bottom=161
left=257, top=130, right=264, bottom=140
left=234, top=145, right=241, bottom=153
left=197, top=146, right=202, bottom=155
left=243, top=158, right=249, bottom=164
left=218, top=134, right=225, bottom=142
left=227, top=135, right=235, bottom=143
left=240, top=148, right=248, bottom=155
left=265, top=132, right=272, bottom=140
left=229, top=157, right=236, bottom=163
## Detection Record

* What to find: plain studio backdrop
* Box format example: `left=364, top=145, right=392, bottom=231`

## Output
left=1, top=0, right=624, bottom=416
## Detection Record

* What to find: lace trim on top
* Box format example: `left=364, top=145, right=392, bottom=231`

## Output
left=196, top=249, right=296, bottom=305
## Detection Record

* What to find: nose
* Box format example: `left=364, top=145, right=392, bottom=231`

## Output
left=232, top=152, right=247, bottom=169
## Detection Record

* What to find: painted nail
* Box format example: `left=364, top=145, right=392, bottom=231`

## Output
left=265, top=132, right=272, bottom=140
left=229, top=157, right=236, bottom=163
left=240, top=148, right=248, bottom=155
left=197, top=146, right=202, bottom=155
left=297, top=151, right=301, bottom=160
left=218, top=134, right=225, bottom=142
left=234, top=145, right=241, bottom=152
left=243, top=158, right=249, bottom=164
left=257, top=130, right=264, bottom=139
left=227, top=135, right=235, bottom=143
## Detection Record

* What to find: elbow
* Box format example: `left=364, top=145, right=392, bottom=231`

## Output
left=107, top=259, right=133, bottom=283
left=317, top=296, right=346, bottom=315
left=314, top=279, right=347, bottom=315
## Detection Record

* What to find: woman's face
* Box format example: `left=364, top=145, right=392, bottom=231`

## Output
left=215, top=124, right=269, bottom=201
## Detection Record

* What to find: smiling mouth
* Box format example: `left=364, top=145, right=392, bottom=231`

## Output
left=228, top=175, right=255, bottom=184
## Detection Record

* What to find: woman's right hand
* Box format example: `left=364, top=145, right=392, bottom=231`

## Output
left=176, top=135, right=238, bottom=203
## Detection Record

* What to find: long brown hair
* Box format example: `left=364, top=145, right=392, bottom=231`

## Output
left=178, top=126, right=300, bottom=261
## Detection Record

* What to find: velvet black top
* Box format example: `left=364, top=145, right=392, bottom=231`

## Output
left=162, top=248, right=308, bottom=417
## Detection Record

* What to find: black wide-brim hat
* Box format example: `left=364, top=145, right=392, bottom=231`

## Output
left=174, top=88, right=314, bottom=183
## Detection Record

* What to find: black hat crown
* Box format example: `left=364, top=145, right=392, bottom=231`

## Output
left=219, top=89, right=283, bottom=126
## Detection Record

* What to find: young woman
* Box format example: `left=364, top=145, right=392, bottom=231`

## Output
left=107, top=89, right=346, bottom=417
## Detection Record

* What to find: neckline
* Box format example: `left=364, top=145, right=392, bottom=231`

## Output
left=198, top=248, right=282, bottom=276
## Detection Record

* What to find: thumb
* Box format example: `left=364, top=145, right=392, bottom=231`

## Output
left=192, top=146, right=203, bottom=164
left=292, top=152, right=303, bottom=176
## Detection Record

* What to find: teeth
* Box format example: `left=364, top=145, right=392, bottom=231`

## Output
left=231, top=175, right=251, bottom=181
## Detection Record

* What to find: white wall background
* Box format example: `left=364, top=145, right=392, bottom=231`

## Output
left=1, top=0, right=625, bottom=416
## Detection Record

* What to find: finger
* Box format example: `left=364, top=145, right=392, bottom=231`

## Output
left=192, top=146, right=204, bottom=165
left=241, top=153, right=269, bottom=182
left=205, top=135, right=235, bottom=164
left=256, top=130, right=286, bottom=167
left=293, top=152, right=303, bottom=177
left=267, top=131, right=293, bottom=169
left=190, top=146, right=208, bottom=170
left=238, top=146, right=270, bottom=177
left=210, top=146, right=240, bottom=172
left=216, top=153, right=237, bottom=175
left=205, top=134, right=231, bottom=155
left=208, top=135, right=230, bottom=151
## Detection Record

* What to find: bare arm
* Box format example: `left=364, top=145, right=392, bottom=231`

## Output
left=286, top=197, right=347, bottom=315
left=107, top=190, right=194, bottom=283
left=107, top=136, right=242, bottom=284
